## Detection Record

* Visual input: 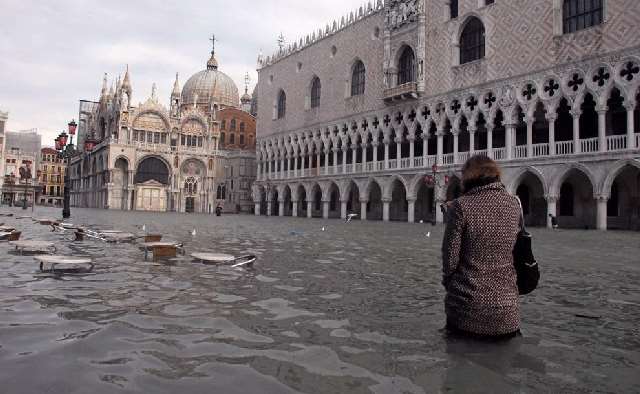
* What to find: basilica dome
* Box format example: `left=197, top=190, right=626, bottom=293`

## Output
left=181, top=50, right=240, bottom=109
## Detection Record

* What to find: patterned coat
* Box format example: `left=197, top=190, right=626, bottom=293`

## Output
left=442, top=182, right=521, bottom=336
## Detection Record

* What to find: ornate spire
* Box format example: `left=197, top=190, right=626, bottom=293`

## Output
left=122, top=64, right=131, bottom=91
left=172, top=72, right=180, bottom=97
left=151, top=82, right=157, bottom=101
left=101, top=73, right=108, bottom=97
left=207, top=34, right=218, bottom=70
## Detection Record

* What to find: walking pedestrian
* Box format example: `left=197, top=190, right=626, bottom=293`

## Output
left=548, top=213, right=558, bottom=229
left=441, top=156, right=521, bottom=339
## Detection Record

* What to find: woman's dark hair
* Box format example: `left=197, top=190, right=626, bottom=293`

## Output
left=461, top=155, right=502, bottom=192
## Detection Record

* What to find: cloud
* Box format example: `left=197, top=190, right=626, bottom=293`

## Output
left=0, top=0, right=368, bottom=144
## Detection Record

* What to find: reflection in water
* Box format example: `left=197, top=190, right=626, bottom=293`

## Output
left=0, top=207, right=638, bottom=393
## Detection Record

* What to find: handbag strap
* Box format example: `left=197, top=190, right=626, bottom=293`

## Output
left=515, top=197, right=526, bottom=232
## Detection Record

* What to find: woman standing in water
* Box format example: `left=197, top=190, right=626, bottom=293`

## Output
left=442, top=156, right=522, bottom=339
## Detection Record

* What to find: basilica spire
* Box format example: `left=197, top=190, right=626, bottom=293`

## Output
left=171, top=72, right=181, bottom=97
left=100, top=73, right=108, bottom=99
left=207, top=34, right=218, bottom=70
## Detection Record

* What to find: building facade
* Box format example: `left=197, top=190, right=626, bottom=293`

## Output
left=0, top=110, right=7, bottom=189
left=1, top=129, right=42, bottom=206
left=69, top=44, right=257, bottom=213
left=253, top=0, right=640, bottom=231
left=38, top=147, right=65, bottom=206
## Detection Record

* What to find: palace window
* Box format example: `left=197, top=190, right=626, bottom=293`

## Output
left=230, top=119, right=236, bottom=131
left=230, top=133, right=235, bottom=144
left=277, top=90, right=286, bottom=119
left=397, top=46, right=416, bottom=85
left=220, top=133, right=225, bottom=146
left=450, top=0, right=458, bottom=19
left=460, top=17, right=485, bottom=64
left=311, top=77, right=321, bottom=108
left=221, top=119, right=226, bottom=130
left=240, top=122, right=245, bottom=132
left=351, top=60, right=366, bottom=96
left=485, top=0, right=494, bottom=5
left=240, top=134, right=245, bottom=145
left=563, top=0, right=603, bottom=34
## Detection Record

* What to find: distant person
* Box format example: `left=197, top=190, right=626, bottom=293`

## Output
left=549, top=213, right=558, bottom=229
left=442, top=156, right=521, bottom=339
left=215, top=205, right=222, bottom=217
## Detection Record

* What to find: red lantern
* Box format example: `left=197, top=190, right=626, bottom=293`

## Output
left=68, top=119, right=78, bottom=135
left=59, top=132, right=68, bottom=146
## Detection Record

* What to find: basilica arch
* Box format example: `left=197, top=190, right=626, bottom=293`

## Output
left=134, top=156, right=170, bottom=212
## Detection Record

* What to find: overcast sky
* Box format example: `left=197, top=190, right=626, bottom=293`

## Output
left=0, top=0, right=367, bottom=145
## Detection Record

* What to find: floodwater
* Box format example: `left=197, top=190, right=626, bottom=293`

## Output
left=0, top=207, right=638, bottom=393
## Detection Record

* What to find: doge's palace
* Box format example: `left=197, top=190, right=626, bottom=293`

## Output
left=253, top=0, right=640, bottom=231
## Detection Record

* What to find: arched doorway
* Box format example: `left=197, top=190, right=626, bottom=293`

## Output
left=283, top=186, right=293, bottom=216
left=311, top=184, right=322, bottom=218
left=557, top=169, right=596, bottom=229
left=415, top=181, right=435, bottom=224
left=259, top=187, right=267, bottom=215
left=327, top=183, right=340, bottom=218
left=367, top=181, right=383, bottom=221
left=297, top=185, right=307, bottom=217
left=134, top=156, right=170, bottom=212
left=514, top=171, right=547, bottom=227
left=607, top=164, right=640, bottom=230
left=345, top=181, right=361, bottom=217
left=389, top=179, right=408, bottom=221
left=113, top=158, right=129, bottom=210
left=270, top=189, right=279, bottom=217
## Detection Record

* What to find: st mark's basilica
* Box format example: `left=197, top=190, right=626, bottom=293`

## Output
left=68, top=41, right=257, bottom=213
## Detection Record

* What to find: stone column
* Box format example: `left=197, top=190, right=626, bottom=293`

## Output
left=452, top=132, right=460, bottom=164
left=333, top=149, right=338, bottom=172
left=322, top=200, right=330, bottom=219
left=505, top=123, right=514, bottom=160
left=307, top=201, right=313, bottom=218
left=436, top=132, right=443, bottom=164
left=487, top=126, right=494, bottom=158
left=254, top=202, right=260, bottom=216
left=526, top=117, right=533, bottom=157
left=384, top=141, right=390, bottom=169
left=382, top=199, right=390, bottom=222
left=340, top=201, right=348, bottom=220
left=279, top=201, right=285, bottom=217
left=266, top=159, right=271, bottom=179
left=547, top=114, right=556, bottom=156
left=469, top=128, right=476, bottom=155
left=324, top=152, right=330, bottom=175
left=352, top=147, right=357, bottom=173
left=266, top=199, right=272, bottom=216
left=596, top=196, right=608, bottom=231
left=362, top=143, right=368, bottom=172
left=422, top=136, right=428, bottom=160
left=407, top=198, right=415, bottom=223
left=294, top=155, right=298, bottom=178
left=546, top=195, right=557, bottom=229
left=292, top=201, right=298, bottom=217
left=571, top=110, right=581, bottom=154
left=342, top=148, right=348, bottom=174
left=409, top=136, right=415, bottom=167
left=360, top=199, right=368, bottom=220
left=280, top=158, right=285, bottom=179
left=372, top=143, right=379, bottom=165
left=396, top=137, right=402, bottom=168
left=597, top=108, right=607, bottom=152
left=316, top=153, right=321, bottom=176
left=626, top=103, right=636, bottom=149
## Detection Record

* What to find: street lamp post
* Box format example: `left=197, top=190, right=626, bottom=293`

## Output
left=56, top=119, right=79, bottom=219
left=424, top=164, right=449, bottom=225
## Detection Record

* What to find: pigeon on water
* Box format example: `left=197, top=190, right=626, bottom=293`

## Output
left=191, top=228, right=197, bottom=236
left=321, top=227, right=326, bottom=232
left=419, top=220, right=424, bottom=224
left=142, top=224, right=146, bottom=232
left=425, top=232, right=431, bottom=238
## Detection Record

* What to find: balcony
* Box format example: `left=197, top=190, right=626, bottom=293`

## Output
left=382, top=82, right=419, bottom=102
left=256, top=134, right=639, bottom=182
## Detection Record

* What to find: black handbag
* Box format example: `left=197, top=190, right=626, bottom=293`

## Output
left=513, top=198, right=540, bottom=295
